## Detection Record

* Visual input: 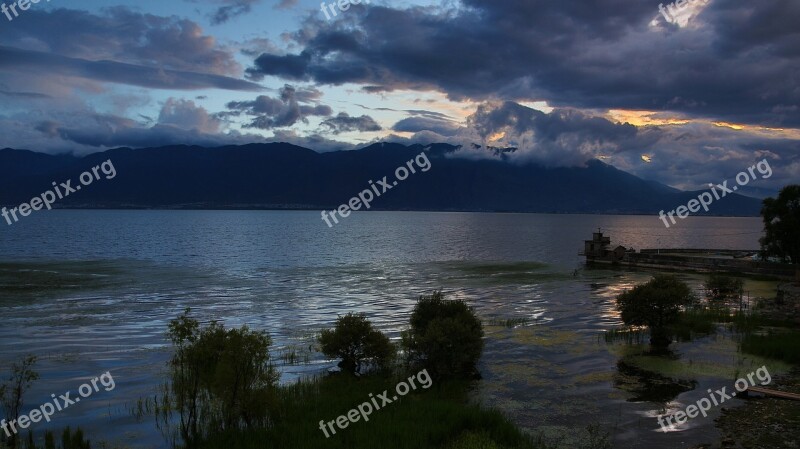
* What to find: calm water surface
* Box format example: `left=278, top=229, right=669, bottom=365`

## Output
left=0, top=211, right=778, bottom=448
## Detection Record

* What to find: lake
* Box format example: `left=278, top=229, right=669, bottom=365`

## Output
left=0, top=211, right=779, bottom=448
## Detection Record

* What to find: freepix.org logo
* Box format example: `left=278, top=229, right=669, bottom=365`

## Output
left=658, top=159, right=772, bottom=228
left=657, top=366, right=771, bottom=432
left=320, top=0, right=369, bottom=21
left=1, top=159, right=117, bottom=226
left=2, top=0, right=52, bottom=23
left=1, top=372, right=116, bottom=438
left=321, top=151, right=432, bottom=228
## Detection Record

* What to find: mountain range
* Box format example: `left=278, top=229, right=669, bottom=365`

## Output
left=0, top=142, right=764, bottom=215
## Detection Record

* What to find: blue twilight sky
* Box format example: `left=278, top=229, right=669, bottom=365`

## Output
left=0, top=0, right=797, bottom=194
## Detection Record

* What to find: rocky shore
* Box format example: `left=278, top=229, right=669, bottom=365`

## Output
left=716, top=369, right=800, bottom=448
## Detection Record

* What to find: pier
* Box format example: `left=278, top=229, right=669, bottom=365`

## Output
left=581, top=232, right=797, bottom=280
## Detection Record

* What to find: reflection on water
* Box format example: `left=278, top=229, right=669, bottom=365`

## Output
left=615, top=358, right=697, bottom=403
left=0, top=211, right=777, bottom=449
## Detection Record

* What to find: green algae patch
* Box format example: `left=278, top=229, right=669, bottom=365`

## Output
left=440, top=261, right=574, bottom=284
left=490, top=360, right=569, bottom=383
left=512, top=327, right=581, bottom=348
left=626, top=355, right=740, bottom=380
left=572, top=371, right=616, bottom=385
left=484, top=324, right=513, bottom=337
left=605, top=336, right=792, bottom=381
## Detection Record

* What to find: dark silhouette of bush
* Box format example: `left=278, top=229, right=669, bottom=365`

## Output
left=157, top=309, right=279, bottom=448
left=616, top=275, right=694, bottom=347
left=401, top=292, right=484, bottom=379
left=1, top=355, right=38, bottom=449
left=760, top=185, right=800, bottom=264
left=704, top=273, right=743, bottom=301
left=318, top=313, right=396, bottom=375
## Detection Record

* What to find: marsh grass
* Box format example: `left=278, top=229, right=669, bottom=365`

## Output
left=602, top=308, right=780, bottom=345
left=3, top=427, right=95, bottom=449
left=669, top=308, right=800, bottom=365
left=277, top=345, right=313, bottom=366
left=601, top=328, right=648, bottom=345
left=487, top=317, right=533, bottom=328
left=197, top=373, right=545, bottom=449
left=741, top=330, right=800, bottom=364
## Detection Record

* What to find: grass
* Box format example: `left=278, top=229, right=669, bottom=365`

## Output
left=671, top=307, right=775, bottom=338
left=675, top=307, right=800, bottom=365
left=741, top=330, right=800, bottom=364
left=277, top=345, right=313, bottom=365
left=197, top=373, right=545, bottom=449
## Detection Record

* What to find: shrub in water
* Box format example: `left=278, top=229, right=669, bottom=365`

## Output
left=318, top=313, right=396, bottom=375
left=402, top=292, right=484, bottom=379
left=616, top=275, right=694, bottom=347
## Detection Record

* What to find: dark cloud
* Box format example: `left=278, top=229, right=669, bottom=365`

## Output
left=392, top=117, right=460, bottom=136
left=456, top=101, right=640, bottom=167
left=246, top=53, right=313, bottom=81
left=392, top=101, right=798, bottom=193
left=0, top=8, right=261, bottom=91
left=31, top=100, right=243, bottom=149
left=389, top=108, right=461, bottom=136
left=321, top=113, right=382, bottom=134
left=0, top=46, right=261, bottom=91
left=355, top=103, right=455, bottom=121
left=268, top=129, right=355, bottom=152
left=20, top=108, right=355, bottom=154
left=51, top=123, right=232, bottom=148
left=34, top=121, right=61, bottom=138
left=0, top=90, right=50, bottom=99
left=0, top=7, right=242, bottom=76
left=226, top=84, right=333, bottom=129
left=359, top=104, right=458, bottom=135
left=183, top=0, right=264, bottom=24
left=246, top=0, right=800, bottom=126
left=207, top=0, right=261, bottom=24
left=467, top=102, right=637, bottom=146
left=404, top=110, right=455, bottom=121
left=275, top=0, right=299, bottom=10
left=159, top=99, right=222, bottom=133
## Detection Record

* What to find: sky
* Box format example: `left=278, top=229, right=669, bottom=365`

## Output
left=0, top=0, right=798, bottom=195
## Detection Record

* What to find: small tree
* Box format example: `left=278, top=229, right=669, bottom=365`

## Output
left=401, top=291, right=484, bottom=379
left=704, top=273, right=744, bottom=301
left=1, top=355, right=38, bottom=449
left=159, top=309, right=279, bottom=448
left=318, top=313, right=395, bottom=375
left=616, top=275, right=694, bottom=347
left=760, top=185, right=800, bottom=264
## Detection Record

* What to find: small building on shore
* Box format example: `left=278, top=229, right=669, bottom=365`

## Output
left=581, top=232, right=627, bottom=263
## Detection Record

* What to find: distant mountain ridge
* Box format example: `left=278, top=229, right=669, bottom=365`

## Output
left=0, top=143, right=763, bottom=216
